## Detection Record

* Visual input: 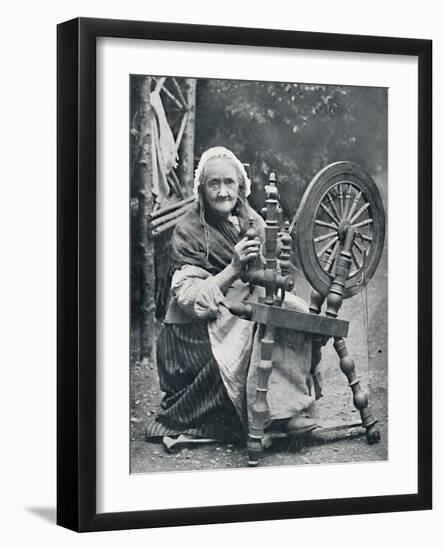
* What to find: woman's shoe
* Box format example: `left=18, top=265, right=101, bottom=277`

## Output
left=283, top=414, right=318, bottom=436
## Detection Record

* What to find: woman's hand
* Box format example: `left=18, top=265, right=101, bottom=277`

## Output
left=212, top=237, right=261, bottom=293
left=231, top=237, right=261, bottom=274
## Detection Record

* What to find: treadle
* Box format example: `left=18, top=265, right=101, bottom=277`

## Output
left=262, top=421, right=365, bottom=448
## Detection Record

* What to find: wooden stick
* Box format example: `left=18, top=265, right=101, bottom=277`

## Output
left=350, top=202, right=370, bottom=224
left=148, top=196, right=194, bottom=221
left=154, top=76, right=166, bottom=92
left=353, top=218, right=373, bottom=229
left=343, top=183, right=353, bottom=219
left=315, top=219, right=337, bottom=230
left=177, top=78, right=196, bottom=195
left=171, top=77, right=188, bottom=109
left=136, top=76, right=156, bottom=360
left=337, top=184, right=344, bottom=217
left=353, top=240, right=364, bottom=254
left=320, top=202, right=340, bottom=226
left=150, top=212, right=187, bottom=237
left=316, top=235, right=339, bottom=258
left=170, top=169, right=184, bottom=198
left=175, top=112, right=188, bottom=149
left=314, top=230, right=338, bottom=244
left=167, top=172, right=184, bottom=199
left=149, top=202, right=193, bottom=229
left=346, top=190, right=362, bottom=221
left=351, top=247, right=362, bottom=270
left=327, top=192, right=342, bottom=223
left=324, top=239, right=341, bottom=271
left=355, top=232, right=373, bottom=243
left=160, top=84, right=184, bottom=110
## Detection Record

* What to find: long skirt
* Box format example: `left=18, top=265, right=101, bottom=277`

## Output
left=144, top=321, right=246, bottom=442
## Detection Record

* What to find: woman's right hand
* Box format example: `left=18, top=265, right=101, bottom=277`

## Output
left=231, top=237, right=261, bottom=274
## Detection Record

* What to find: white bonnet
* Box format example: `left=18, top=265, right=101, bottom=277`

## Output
left=193, top=146, right=251, bottom=198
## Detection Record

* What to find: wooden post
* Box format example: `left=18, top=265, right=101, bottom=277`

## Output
left=178, top=78, right=196, bottom=195
left=325, top=226, right=355, bottom=318
left=309, top=289, right=327, bottom=399
left=333, top=337, right=380, bottom=443
left=247, top=173, right=279, bottom=466
left=136, top=76, right=156, bottom=362
left=264, top=173, right=279, bottom=306
left=248, top=324, right=274, bottom=466
left=325, top=224, right=380, bottom=444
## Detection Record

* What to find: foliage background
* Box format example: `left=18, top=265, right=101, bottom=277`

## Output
left=195, top=79, right=387, bottom=217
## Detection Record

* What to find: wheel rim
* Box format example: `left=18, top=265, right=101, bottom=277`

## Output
left=295, top=162, right=385, bottom=299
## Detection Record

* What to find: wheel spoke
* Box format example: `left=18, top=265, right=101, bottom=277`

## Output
left=320, top=202, right=340, bottom=225
left=353, top=218, right=373, bottom=229
left=353, top=240, right=364, bottom=254
left=346, top=190, right=362, bottom=221
left=355, top=231, right=373, bottom=243
left=316, top=235, right=338, bottom=258
left=314, top=230, right=337, bottom=243
left=323, top=239, right=341, bottom=272
left=315, top=219, right=337, bottom=230
left=337, top=184, right=344, bottom=217
left=350, top=202, right=370, bottom=224
left=327, top=192, right=342, bottom=223
left=343, top=184, right=353, bottom=219
left=351, top=247, right=362, bottom=270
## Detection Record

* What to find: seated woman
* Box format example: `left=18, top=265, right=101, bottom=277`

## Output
left=145, top=147, right=320, bottom=444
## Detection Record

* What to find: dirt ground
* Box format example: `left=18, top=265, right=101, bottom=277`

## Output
left=130, top=243, right=388, bottom=473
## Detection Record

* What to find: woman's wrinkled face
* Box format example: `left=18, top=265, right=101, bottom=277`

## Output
left=201, top=158, right=240, bottom=218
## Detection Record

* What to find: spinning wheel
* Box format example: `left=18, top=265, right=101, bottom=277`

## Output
left=229, top=163, right=385, bottom=466
left=296, top=161, right=385, bottom=299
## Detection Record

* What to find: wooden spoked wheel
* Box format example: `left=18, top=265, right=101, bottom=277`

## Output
left=295, top=162, right=385, bottom=299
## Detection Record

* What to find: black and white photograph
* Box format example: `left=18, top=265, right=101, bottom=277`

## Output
left=129, top=75, right=388, bottom=473
left=0, top=0, right=437, bottom=543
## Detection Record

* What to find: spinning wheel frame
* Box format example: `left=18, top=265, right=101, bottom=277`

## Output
left=295, top=161, right=385, bottom=299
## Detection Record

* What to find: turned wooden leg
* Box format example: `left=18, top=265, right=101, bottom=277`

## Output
left=333, top=337, right=380, bottom=444
left=310, top=289, right=328, bottom=399
left=310, top=337, right=324, bottom=399
left=248, top=324, right=274, bottom=466
left=309, top=288, right=325, bottom=315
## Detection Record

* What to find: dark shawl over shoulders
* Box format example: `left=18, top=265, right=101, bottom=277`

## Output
left=156, top=198, right=264, bottom=319
left=170, top=199, right=264, bottom=274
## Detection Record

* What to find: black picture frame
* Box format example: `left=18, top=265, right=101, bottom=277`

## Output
left=57, top=17, right=432, bottom=532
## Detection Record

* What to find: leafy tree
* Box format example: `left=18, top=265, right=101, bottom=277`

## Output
left=195, top=79, right=387, bottom=218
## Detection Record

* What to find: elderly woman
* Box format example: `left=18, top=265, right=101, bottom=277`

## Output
left=145, top=147, right=319, bottom=443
